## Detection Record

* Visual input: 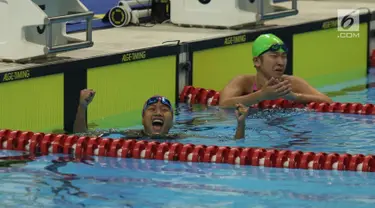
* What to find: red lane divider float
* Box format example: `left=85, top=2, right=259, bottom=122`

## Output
left=0, top=129, right=374, bottom=172
left=1, top=152, right=369, bottom=180
left=179, top=86, right=375, bottom=115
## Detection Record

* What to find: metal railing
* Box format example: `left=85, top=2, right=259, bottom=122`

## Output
left=258, top=0, right=298, bottom=21
left=44, top=11, right=94, bottom=54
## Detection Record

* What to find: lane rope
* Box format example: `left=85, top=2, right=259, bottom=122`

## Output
left=0, top=129, right=374, bottom=172
left=179, top=85, right=375, bottom=115
left=1, top=151, right=370, bottom=180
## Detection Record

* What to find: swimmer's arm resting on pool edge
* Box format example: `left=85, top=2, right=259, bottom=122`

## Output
left=219, top=76, right=292, bottom=107
left=219, top=75, right=332, bottom=107
left=282, top=76, right=333, bottom=104
left=219, top=75, right=265, bottom=107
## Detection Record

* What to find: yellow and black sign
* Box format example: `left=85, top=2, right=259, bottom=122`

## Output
left=0, top=61, right=89, bottom=133
left=190, top=33, right=255, bottom=91
left=0, top=65, right=63, bottom=84
left=321, top=20, right=338, bottom=29
left=189, top=12, right=372, bottom=91
left=87, top=56, right=177, bottom=128
left=1, top=70, right=30, bottom=82
left=109, top=6, right=127, bottom=27
left=82, top=46, right=179, bottom=129
left=122, top=50, right=147, bottom=62
left=192, top=42, right=255, bottom=91
left=0, top=73, right=64, bottom=132
left=293, top=23, right=368, bottom=88
left=0, top=36, right=180, bottom=133
left=223, top=34, right=247, bottom=45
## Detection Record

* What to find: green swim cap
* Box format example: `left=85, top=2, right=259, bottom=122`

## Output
left=252, top=34, right=286, bottom=57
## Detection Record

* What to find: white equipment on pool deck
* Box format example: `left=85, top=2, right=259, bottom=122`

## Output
left=170, top=0, right=298, bottom=29
left=107, top=0, right=151, bottom=27
left=0, top=0, right=94, bottom=62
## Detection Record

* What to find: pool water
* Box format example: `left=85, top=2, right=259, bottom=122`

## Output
left=1, top=150, right=375, bottom=208
left=172, top=106, right=375, bottom=155
left=1, top=70, right=375, bottom=207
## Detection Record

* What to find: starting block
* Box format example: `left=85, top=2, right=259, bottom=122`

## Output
left=170, top=0, right=298, bottom=29
left=0, top=0, right=94, bottom=62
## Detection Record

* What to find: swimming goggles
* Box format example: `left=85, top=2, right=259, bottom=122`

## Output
left=143, top=96, right=173, bottom=113
left=258, top=44, right=288, bottom=56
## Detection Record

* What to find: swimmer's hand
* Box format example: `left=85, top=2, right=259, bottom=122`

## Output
left=260, top=77, right=292, bottom=100
left=80, top=89, right=96, bottom=108
left=235, top=103, right=250, bottom=124
left=234, top=103, right=249, bottom=139
left=270, top=76, right=298, bottom=101
left=282, top=91, right=299, bottom=101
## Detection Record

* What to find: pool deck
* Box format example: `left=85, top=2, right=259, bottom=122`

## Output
left=0, top=0, right=375, bottom=73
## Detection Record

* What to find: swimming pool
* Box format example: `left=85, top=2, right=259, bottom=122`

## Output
left=1, top=70, right=375, bottom=207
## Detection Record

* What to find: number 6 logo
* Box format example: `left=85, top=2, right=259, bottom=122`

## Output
left=337, top=9, right=359, bottom=32
left=341, top=13, right=354, bottom=30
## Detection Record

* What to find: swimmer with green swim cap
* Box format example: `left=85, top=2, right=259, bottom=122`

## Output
left=219, top=33, right=332, bottom=107
left=252, top=33, right=288, bottom=57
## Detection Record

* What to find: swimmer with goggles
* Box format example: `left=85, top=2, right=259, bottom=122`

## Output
left=219, top=33, right=332, bottom=107
left=73, top=89, right=249, bottom=140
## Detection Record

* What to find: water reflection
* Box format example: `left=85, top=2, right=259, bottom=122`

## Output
left=172, top=104, right=375, bottom=154
left=1, top=153, right=375, bottom=207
